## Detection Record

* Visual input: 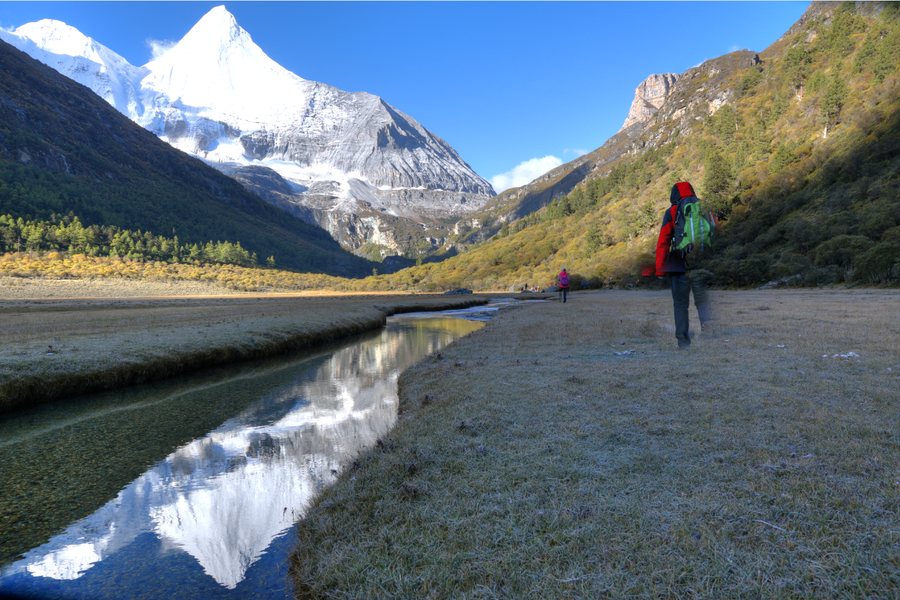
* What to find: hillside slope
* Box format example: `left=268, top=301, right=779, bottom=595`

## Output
left=0, top=39, right=376, bottom=277
left=370, top=1, right=900, bottom=292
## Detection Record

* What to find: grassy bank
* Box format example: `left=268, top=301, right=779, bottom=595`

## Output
left=290, top=289, right=900, bottom=599
left=0, top=292, right=489, bottom=413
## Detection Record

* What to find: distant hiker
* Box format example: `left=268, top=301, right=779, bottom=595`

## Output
left=557, top=268, right=570, bottom=303
left=656, top=182, right=713, bottom=348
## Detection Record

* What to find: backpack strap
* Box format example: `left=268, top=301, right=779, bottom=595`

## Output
left=669, top=203, right=689, bottom=256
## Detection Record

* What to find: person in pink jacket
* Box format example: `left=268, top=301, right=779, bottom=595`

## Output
left=557, top=268, right=570, bottom=303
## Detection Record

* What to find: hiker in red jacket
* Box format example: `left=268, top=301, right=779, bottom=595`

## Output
left=656, top=182, right=712, bottom=348
left=557, top=268, right=570, bottom=303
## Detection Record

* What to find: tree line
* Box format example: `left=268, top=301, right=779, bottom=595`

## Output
left=0, top=212, right=276, bottom=268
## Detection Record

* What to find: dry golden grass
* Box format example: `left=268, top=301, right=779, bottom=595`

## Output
left=0, top=292, right=489, bottom=412
left=290, top=289, right=900, bottom=599
left=0, top=274, right=235, bottom=298
left=0, top=252, right=353, bottom=292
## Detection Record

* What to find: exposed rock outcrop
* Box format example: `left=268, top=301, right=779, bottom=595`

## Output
left=620, top=73, right=678, bottom=131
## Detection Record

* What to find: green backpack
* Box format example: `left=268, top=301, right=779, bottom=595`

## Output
left=671, top=196, right=716, bottom=253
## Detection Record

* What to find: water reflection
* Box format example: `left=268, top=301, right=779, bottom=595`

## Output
left=0, top=315, right=483, bottom=599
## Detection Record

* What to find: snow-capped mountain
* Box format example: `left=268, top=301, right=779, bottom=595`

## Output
left=0, top=19, right=147, bottom=117
left=1, top=6, right=495, bottom=258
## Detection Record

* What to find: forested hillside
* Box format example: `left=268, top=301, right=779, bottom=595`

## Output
left=369, top=1, right=900, bottom=292
left=0, top=39, right=376, bottom=277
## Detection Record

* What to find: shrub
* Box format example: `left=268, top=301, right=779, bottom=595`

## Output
left=769, top=251, right=810, bottom=280
left=711, top=259, right=740, bottom=286
left=739, top=69, right=764, bottom=95
left=881, top=226, right=900, bottom=244
left=801, top=265, right=843, bottom=286
left=812, top=235, right=875, bottom=267
left=568, top=272, right=585, bottom=290
left=734, top=254, right=771, bottom=285
left=854, top=242, right=900, bottom=283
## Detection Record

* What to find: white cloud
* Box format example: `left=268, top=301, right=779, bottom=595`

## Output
left=146, top=38, right=176, bottom=60
left=490, top=155, right=563, bottom=193
left=564, top=148, right=589, bottom=157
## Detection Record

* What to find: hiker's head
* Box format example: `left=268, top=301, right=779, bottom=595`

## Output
left=670, top=181, right=695, bottom=204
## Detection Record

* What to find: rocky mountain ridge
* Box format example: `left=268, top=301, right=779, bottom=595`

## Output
left=438, top=0, right=893, bottom=262
left=461, top=48, right=763, bottom=243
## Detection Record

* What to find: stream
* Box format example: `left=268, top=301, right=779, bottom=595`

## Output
left=0, top=303, right=504, bottom=599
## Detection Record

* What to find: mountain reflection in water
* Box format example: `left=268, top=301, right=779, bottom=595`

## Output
left=0, top=314, right=483, bottom=599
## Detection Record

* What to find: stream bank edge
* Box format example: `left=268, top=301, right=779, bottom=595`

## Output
left=0, top=295, right=489, bottom=414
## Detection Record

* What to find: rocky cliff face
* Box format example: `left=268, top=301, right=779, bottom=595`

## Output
left=645, top=50, right=761, bottom=145
left=620, top=73, right=679, bottom=131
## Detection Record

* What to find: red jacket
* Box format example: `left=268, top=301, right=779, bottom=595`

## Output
left=655, top=182, right=695, bottom=276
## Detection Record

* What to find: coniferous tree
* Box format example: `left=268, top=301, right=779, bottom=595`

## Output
left=702, top=147, right=733, bottom=216
left=872, top=24, right=900, bottom=84
left=783, top=44, right=813, bottom=99
left=821, top=71, right=849, bottom=137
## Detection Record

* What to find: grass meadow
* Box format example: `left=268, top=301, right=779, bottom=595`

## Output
left=290, top=289, right=900, bottom=599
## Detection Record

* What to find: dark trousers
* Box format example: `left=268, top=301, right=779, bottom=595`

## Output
left=559, top=287, right=568, bottom=302
left=669, top=271, right=711, bottom=346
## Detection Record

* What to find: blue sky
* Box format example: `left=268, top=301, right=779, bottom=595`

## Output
left=0, top=2, right=810, bottom=193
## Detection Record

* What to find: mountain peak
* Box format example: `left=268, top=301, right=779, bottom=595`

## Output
left=1, top=16, right=139, bottom=110
left=17, top=18, right=82, bottom=41
left=145, top=5, right=260, bottom=71
left=620, top=73, right=678, bottom=131
left=203, top=5, right=236, bottom=22
left=4, top=6, right=495, bottom=258
left=180, top=6, right=246, bottom=51
left=15, top=19, right=97, bottom=60
left=140, top=5, right=302, bottom=121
